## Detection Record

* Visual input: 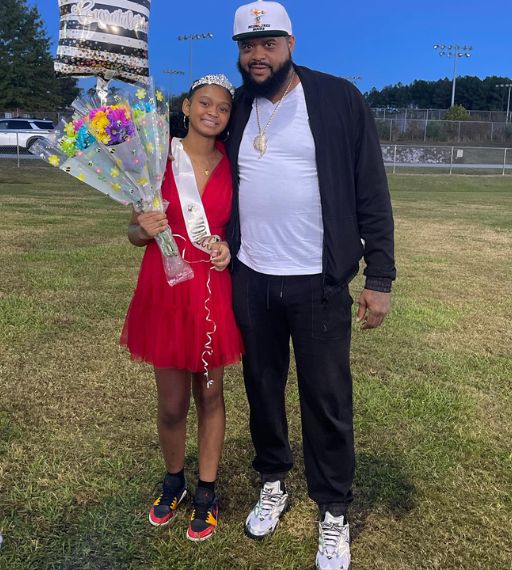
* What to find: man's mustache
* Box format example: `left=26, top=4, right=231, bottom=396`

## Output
left=249, top=62, right=272, bottom=69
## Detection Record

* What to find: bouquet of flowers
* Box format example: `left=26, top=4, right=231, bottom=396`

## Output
left=130, top=86, right=169, bottom=190
left=31, top=80, right=193, bottom=286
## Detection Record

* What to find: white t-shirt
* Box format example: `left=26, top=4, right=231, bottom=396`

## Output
left=237, top=83, right=324, bottom=275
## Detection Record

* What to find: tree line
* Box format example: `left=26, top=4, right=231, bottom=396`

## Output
left=365, top=76, right=512, bottom=110
left=0, top=0, right=78, bottom=112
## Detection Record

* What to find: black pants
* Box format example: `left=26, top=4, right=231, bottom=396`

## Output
left=232, top=261, right=355, bottom=511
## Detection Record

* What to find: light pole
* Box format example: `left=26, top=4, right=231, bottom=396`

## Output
left=433, top=44, right=472, bottom=107
left=496, top=83, right=512, bottom=123
left=177, top=33, right=214, bottom=86
left=163, top=69, right=185, bottom=110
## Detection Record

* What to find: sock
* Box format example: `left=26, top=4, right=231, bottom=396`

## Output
left=167, top=468, right=185, bottom=488
left=197, top=478, right=215, bottom=493
left=320, top=503, right=347, bottom=519
left=261, top=472, right=288, bottom=494
left=261, top=477, right=286, bottom=494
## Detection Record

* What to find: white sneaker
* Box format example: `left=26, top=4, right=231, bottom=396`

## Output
left=245, top=480, right=289, bottom=540
left=315, top=512, right=351, bottom=570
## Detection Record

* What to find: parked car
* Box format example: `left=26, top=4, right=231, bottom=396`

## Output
left=0, top=118, right=56, bottom=150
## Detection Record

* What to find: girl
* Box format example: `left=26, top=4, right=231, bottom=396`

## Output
left=121, top=75, right=243, bottom=541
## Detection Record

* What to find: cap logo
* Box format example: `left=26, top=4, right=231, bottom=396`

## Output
left=251, top=8, right=265, bottom=23
left=248, top=7, right=270, bottom=32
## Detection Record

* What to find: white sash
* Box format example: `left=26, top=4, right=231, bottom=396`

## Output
left=171, top=138, right=218, bottom=253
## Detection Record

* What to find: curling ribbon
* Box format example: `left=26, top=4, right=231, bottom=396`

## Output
left=174, top=234, right=217, bottom=388
left=201, top=266, right=216, bottom=388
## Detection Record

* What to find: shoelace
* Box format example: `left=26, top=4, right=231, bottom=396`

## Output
left=257, top=489, right=283, bottom=518
left=320, top=521, right=347, bottom=555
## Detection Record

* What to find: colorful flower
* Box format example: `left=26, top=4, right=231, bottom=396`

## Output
left=104, top=106, right=135, bottom=144
left=136, top=88, right=146, bottom=99
left=49, top=154, right=60, bottom=167
left=60, top=137, right=76, bottom=158
left=64, top=121, right=75, bottom=137
left=88, top=108, right=111, bottom=144
left=75, top=126, right=94, bottom=151
left=87, top=104, right=135, bottom=146
left=152, top=196, right=161, bottom=209
left=110, top=166, right=120, bottom=177
left=156, top=90, right=164, bottom=102
left=77, top=173, right=86, bottom=182
left=58, top=118, right=94, bottom=157
left=146, top=143, right=154, bottom=154
left=111, top=182, right=121, bottom=191
left=74, top=117, right=86, bottom=131
left=134, top=101, right=154, bottom=115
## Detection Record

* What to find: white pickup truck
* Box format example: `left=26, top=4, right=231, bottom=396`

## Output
left=0, top=118, right=56, bottom=150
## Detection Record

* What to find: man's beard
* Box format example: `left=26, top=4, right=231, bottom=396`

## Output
left=237, top=56, right=293, bottom=98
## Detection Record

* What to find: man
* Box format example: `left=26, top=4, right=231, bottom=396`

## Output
left=226, top=2, right=395, bottom=569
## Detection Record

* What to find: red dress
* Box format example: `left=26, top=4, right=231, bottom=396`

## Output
left=121, top=141, right=243, bottom=371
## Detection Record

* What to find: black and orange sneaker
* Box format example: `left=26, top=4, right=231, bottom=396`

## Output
left=186, top=488, right=219, bottom=541
left=148, top=473, right=187, bottom=527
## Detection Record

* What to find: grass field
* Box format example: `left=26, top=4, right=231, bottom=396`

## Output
left=0, top=161, right=511, bottom=569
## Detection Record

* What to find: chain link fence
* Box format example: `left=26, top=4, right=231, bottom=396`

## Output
left=0, top=135, right=39, bottom=166
left=0, top=111, right=71, bottom=166
left=382, top=144, right=512, bottom=174
left=2, top=108, right=511, bottom=175
left=372, top=107, right=508, bottom=123
left=5, top=107, right=507, bottom=123
left=3, top=109, right=512, bottom=149
left=0, top=110, right=69, bottom=124
left=5, top=144, right=510, bottom=176
left=375, top=118, right=512, bottom=145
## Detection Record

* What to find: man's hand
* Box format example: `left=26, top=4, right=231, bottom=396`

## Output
left=356, top=289, right=391, bottom=330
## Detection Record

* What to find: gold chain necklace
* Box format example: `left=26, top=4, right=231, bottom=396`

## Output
left=253, top=73, right=295, bottom=158
left=202, top=160, right=215, bottom=176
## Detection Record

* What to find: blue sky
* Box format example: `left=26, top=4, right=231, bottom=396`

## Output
left=31, top=0, right=512, bottom=97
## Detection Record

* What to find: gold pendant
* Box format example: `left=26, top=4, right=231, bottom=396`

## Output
left=253, top=134, right=267, bottom=158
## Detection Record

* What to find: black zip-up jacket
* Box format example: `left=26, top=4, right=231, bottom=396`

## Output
left=226, top=65, right=396, bottom=298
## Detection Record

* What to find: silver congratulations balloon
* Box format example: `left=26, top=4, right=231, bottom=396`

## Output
left=54, top=0, right=150, bottom=85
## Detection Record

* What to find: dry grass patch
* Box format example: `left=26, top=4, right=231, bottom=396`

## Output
left=0, top=169, right=511, bottom=569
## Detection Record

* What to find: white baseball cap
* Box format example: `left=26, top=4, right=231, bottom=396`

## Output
left=233, top=1, right=292, bottom=41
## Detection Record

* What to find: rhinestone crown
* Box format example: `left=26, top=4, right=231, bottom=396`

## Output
left=191, top=74, right=235, bottom=97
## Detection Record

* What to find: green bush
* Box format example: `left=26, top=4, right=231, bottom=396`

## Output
left=426, top=121, right=446, bottom=140
left=444, top=105, right=470, bottom=121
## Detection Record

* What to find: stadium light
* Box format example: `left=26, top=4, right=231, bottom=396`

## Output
left=433, top=44, right=473, bottom=107
left=177, top=33, right=214, bottom=86
left=496, top=83, right=512, bottom=123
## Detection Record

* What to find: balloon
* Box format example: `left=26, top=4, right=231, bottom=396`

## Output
left=54, top=0, right=150, bottom=85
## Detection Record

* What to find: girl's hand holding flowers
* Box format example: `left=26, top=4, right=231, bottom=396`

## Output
left=210, top=241, right=231, bottom=272
left=137, top=211, right=168, bottom=239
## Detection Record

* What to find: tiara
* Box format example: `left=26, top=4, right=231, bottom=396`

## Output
left=191, top=74, right=235, bottom=97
